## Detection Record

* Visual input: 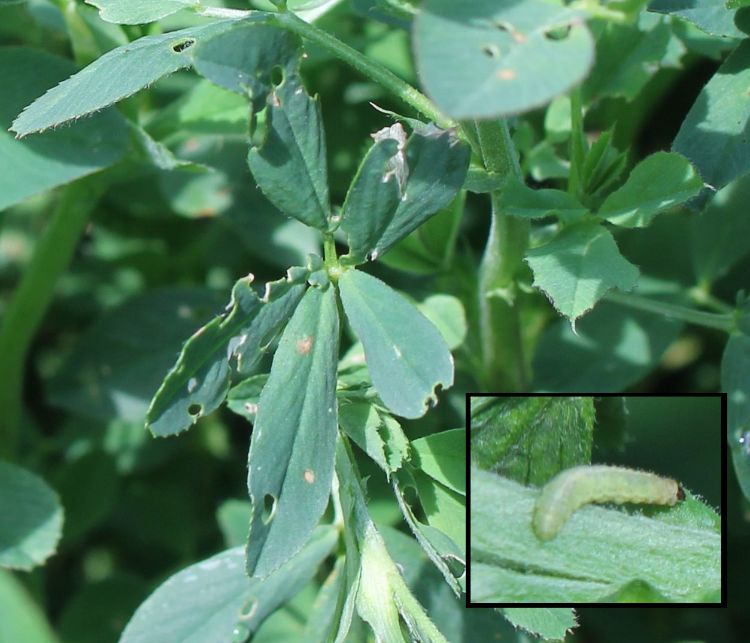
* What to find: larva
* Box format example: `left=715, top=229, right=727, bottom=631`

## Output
left=532, top=465, right=684, bottom=541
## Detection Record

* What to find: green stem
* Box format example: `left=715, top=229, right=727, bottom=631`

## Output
left=605, top=291, right=734, bottom=333
left=474, top=119, right=522, bottom=180
left=568, top=87, right=587, bottom=199
left=688, top=285, right=733, bottom=314
left=272, top=11, right=452, bottom=129
left=0, top=178, right=106, bottom=458
left=336, top=437, right=448, bottom=643
left=323, top=234, right=338, bottom=269
left=474, top=120, right=529, bottom=390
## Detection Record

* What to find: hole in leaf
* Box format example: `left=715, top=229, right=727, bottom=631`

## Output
left=444, top=555, right=466, bottom=579
left=238, top=599, right=258, bottom=621
left=544, top=25, right=572, bottom=41
left=172, top=38, right=195, bottom=53
left=261, top=494, right=276, bottom=524
left=270, top=65, right=284, bottom=87
left=188, top=403, right=202, bottom=416
left=481, top=44, right=501, bottom=59
left=493, top=21, right=512, bottom=33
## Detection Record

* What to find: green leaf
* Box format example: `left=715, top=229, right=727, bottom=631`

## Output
left=413, top=470, right=467, bottom=554
left=470, top=396, right=594, bottom=486
left=0, top=461, right=63, bottom=571
left=11, top=20, right=239, bottom=137
left=216, top=499, right=252, bottom=548
left=598, top=152, right=703, bottom=228
left=722, top=331, right=750, bottom=500
left=501, top=608, right=577, bottom=641
left=377, top=192, right=466, bottom=275
left=417, top=294, right=467, bottom=351
left=532, top=301, right=682, bottom=392
left=392, top=474, right=464, bottom=597
left=226, top=373, right=268, bottom=423
left=470, top=466, right=721, bottom=603
left=340, top=137, right=402, bottom=260
left=649, top=0, right=744, bottom=38
left=582, top=16, right=671, bottom=102
left=246, top=285, right=339, bottom=577
left=672, top=39, right=750, bottom=191
left=499, top=178, right=588, bottom=221
left=335, top=440, right=447, bottom=643
left=340, top=125, right=470, bottom=262
left=0, top=570, right=59, bottom=643
left=0, top=47, right=129, bottom=211
left=48, top=288, right=223, bottom=424
left=147, top=273, right=306, bottom=437
left=247, top=75, right=331, bottom=230
left=526, top=222, right=640, bottom=324
left=580, top=129, right=628, bottom=200
left=146, top=80, right=249, bottom=139
left=691, top=170, right=750, bottom=285
left=411, top=429, right=465, bottom=495
left=300, top=557, right=346, bottom=643
left=339, top=403, right=408, bottom=478
left=192, top=22, right=300, bottom=102
left=120, top=526, right=337, bottom=643
left=85, top=0, right=197, bottom=24
left=338, top=269, right=453, bottom=419
left=414, top=0, right=594, bottom=119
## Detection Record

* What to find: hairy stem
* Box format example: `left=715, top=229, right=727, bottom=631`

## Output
left=0, top=178, right=106, bottom=458
left=474, top=120, right=529, bottom=390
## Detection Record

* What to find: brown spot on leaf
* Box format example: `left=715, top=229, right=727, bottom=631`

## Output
left=296, top=335, right=313, bottom=355
left=497, top=69, right=516, bottom=81
left=304, top=469, right=315, bottom=484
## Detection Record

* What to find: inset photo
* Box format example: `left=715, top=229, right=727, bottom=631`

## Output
left=467, top=394, right=725, bottom=606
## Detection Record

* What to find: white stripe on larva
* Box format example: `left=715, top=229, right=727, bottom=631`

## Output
left=532, top=465, right=684, bottom=541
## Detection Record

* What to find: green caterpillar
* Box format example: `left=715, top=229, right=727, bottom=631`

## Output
left=532, top=465, right=684, bottom=541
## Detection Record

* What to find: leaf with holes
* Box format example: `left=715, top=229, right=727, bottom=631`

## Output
left=338, top=269, right=453, bottom=419
left=146, top=270, right=307, bottom=437
left=246, top=285, right=339, bottom=577
left=247, top=75, right=331, bottom=230
left=192, top=22, right=300, bottom=103
left=413, top=0, right=594, bottom=119
left=526, top=222, right=640, bottom=325
left=11, top=19, right=242, bottom=137
left=340, top=124, right=470, bottom=262
left=85, top=0, right=198, bottom=24
left=120, top=526, right=337, bottom=643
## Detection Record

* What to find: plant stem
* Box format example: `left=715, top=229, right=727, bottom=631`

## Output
left=272, top=11, right=453, bottom=129
left=323, top=234, right=338, bottom=269
left=474, top=119, right=522, bottom=180
left=605, top=291, right=734, bottom=332
left=474, top=120, right=529, bottom=390
left=568, top=86, right=587, bottom=199
left=0, top=177, right=106, bottom=458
